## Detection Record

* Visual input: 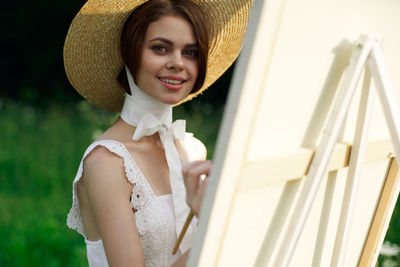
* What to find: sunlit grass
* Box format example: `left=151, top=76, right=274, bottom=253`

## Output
left=0, top=100, right=97, bottom=266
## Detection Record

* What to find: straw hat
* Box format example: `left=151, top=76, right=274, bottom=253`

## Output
left=64, top=0, right=253, bottom=112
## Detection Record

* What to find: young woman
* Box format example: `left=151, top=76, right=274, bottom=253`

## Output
left=64, top=0, right=252, bottom=266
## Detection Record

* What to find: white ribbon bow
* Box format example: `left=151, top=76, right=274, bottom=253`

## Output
left=133, top=113, right=186, bottom=141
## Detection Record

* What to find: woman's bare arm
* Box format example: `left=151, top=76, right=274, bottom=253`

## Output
left=83, top=147, right=146, bottom=267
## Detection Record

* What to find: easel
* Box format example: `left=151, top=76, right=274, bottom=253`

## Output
left=274, top=35, right=400, bottom=266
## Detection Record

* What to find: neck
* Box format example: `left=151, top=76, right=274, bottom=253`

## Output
left=120, top=68, right=172, bottom=127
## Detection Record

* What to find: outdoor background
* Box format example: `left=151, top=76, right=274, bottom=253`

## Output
left=0, top=1, right=399, bottom=266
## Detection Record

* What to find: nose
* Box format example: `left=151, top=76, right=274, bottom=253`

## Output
left=166, top=52, right=184, bottom=71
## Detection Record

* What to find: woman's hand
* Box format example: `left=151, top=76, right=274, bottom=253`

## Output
left=182, top=160, right=212, bottom=217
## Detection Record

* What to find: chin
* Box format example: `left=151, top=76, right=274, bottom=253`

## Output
left=162, top=97, right=183, bottom=105
left=160, top=93, right=190, bottom=105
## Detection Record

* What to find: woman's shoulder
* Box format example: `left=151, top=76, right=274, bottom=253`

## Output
left=85, top=143, right=120, bottom=164
left=83, top=142, right=125, bottom=175
left=81, top=141, right=134, bottom=190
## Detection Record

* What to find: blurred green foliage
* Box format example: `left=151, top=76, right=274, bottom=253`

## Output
left=0, top=100, right=92, bottom=266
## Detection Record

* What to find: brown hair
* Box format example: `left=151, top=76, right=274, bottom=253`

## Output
left=118, top=0, right=209, bottom=95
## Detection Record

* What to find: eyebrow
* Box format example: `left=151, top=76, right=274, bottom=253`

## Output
left=149, top=37, right=198, bottom=48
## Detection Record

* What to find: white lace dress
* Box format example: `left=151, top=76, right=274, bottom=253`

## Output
left=67, top=137, right=203, bottom=266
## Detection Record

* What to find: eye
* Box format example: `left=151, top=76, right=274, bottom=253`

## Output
left=151, top=45, right=168, bottom=54
left=183, top=49, right=198, bottom=58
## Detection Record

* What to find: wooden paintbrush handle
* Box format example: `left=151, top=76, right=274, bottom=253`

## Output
left=172, top=210, right=195, bottom=255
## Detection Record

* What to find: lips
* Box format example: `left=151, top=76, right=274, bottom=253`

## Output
left=158, top=75, right=187, bottom=90
left=159, top=78, right=184, bottom=85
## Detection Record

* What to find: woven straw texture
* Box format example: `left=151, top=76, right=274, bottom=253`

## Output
left=64, top=0, right=253, bottom=112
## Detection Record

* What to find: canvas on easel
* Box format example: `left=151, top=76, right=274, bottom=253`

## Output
left=186, top=0, right=400, bottom=266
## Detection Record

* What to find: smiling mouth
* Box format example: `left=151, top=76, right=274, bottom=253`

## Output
left=158, top=78, right=185, bottom=85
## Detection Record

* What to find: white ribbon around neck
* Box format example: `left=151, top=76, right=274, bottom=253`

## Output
left=120, top=67, right=194, bottom=253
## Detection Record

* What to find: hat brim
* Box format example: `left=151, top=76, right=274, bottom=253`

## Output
left=64, top=0, right=253, bottom=112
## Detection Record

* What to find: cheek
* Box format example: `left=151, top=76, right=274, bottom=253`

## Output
left=140, top=51, right=163, bottom=74
left=186, top=60, right=199, bottom=81
left=140, top=59, right=156, bottom=75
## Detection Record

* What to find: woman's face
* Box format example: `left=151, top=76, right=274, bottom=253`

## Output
left=135, top=15, right=199, bottom=105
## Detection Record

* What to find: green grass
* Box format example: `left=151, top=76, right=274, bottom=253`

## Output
left=0, top=99, right=222, bottom=266
left=0, top=101, right=102, bottom=266
left=0, top=98, right=398, bottom=266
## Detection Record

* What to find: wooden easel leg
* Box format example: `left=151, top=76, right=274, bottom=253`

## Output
left=358, top=158, right=400, bottom=266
